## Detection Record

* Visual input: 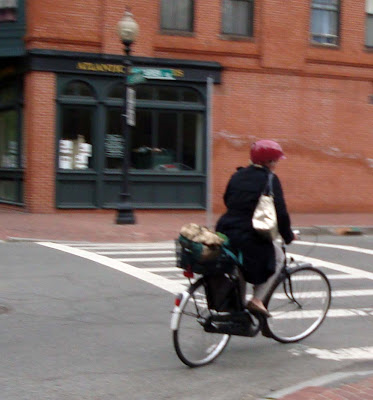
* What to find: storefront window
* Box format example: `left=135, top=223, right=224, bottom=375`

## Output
left=58, top=80, right=204, bottom=173
left=136, top=86, right=153, bottom=100
left=131, top=108, right=203, bottom=171
left=107, top=83, right=124, bottom=99
left=0, top=109, right=18, bottom=168
left=159, top=87, right=179, bottom=101
left=59, top=106, right=93, bottom=170
left=182, top=113, right=202, bottom=170
left=0, top=81, right=22, bottom=204
left=130, top=86, right=204, bottom=171
left=63, top=81, right=94, bottom=97
left=0, top=0, right=17, bottom=22
left=0, top=85, right=17, bottom=103
left=105, top=108, right=123, bottom=170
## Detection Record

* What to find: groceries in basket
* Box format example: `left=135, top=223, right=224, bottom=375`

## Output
left=176, top=223, right=230, bottom=274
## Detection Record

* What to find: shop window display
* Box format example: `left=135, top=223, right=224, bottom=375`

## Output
left=59, top=107, right=93, bottom=170
left=0, top=84, right=21, bottom=203
left=0, top=109, right=18, bottom=168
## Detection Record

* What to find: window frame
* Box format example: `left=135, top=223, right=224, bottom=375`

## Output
left=310, top=0, right=340, bottom=46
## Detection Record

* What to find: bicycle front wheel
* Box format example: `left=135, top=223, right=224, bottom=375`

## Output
left=263, top=266, right=331, bottom=343
left=172, top=279, right=230, bottom=367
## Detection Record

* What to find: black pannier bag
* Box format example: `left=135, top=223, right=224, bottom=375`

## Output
left=205, top=274, right=237, bottom=312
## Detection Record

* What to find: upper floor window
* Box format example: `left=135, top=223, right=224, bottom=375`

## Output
left=311, top=0, right=340, bottom=45
left=0, top=0, right=17, bottom=22
left=366, top=0, right=373, bottom=46
left=222, top=0, right=254, bottom=37
left=160, top=0, right=194, bottom=32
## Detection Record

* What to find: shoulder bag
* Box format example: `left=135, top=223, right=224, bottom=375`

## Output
left=252, top=172, right=278, bottom=241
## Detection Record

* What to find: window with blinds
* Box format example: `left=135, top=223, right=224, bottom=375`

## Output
left=222, top=0, right=254, bottom=37
left=366, top=0, right=373, bottom=46
left=311, top=0, right=340, bottom=45
left=160, top=0, right=193, bottom=32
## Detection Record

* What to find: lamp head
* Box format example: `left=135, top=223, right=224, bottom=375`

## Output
left=117, top=10, right=139, bottom=44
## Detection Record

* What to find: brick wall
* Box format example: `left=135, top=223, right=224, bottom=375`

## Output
left=24, top=72, right=56, bottom=213
left=23, top=0, right=373, bottom=213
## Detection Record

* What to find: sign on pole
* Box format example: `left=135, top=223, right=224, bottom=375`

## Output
left=127, top=87, right=136, bottom=127
left=131, top=68, right=175, bottom=80
left=128, top=72, right=146, bottom=85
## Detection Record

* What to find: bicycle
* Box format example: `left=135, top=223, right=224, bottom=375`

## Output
left=171, top=236, right=332, bottom=368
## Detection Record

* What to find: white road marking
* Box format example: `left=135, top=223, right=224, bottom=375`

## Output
left=117, top=257, right=176, bottom=262
left=286, top=273, right=365, bottom=281
left=290, top=346, right=373, bottom=361
left=73, top=242, right=174, bottom=250
left=37, top=242, right=184, bottom=294
left=288, top=253, right=373, bottom=280
left=144, top=267, right=180, bottom=272
left=97, top=250, right=174, bottom=255
left=305, top=346, right=373, bottom=361
left=296, top=240, right=373, bottom=255
left=273, top=289, right=373, bottom=299
left=273, top=308, right=373, bottom=319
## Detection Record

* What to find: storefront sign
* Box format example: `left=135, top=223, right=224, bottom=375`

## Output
left=76, top=62, right=124, bottom=73
left=131, top=68, right=183, bottom=80
left=105, top=135, right=124, bottom=158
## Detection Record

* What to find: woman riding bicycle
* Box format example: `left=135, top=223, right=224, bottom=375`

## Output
left=216, top=139, right=298, bottom=317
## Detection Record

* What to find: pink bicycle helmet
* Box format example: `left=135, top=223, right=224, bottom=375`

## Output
left=250, top=140, right=286, bottom=164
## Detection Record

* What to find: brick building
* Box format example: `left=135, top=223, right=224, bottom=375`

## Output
left=0, top=0, right=372, bottom=214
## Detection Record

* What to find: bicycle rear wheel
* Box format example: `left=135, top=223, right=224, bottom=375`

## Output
left=263, top=266, right=331, bottom=343
left=172, top=279, right=231, bottom=367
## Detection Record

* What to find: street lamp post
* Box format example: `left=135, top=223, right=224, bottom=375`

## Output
left=115, top=9, right=139, bottom=224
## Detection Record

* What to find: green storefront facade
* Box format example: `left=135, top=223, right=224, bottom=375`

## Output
left=1, top=45, right=222, bottom=210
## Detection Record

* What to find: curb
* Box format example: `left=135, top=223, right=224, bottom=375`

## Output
left=259, top=369, right=373, bottom=399
left=2, top=226, right=373, bottom=244
left=295, top=226, right=373, bottom=236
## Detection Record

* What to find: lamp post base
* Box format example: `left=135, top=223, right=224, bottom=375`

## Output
left=116, top=205, right=136, bottom=224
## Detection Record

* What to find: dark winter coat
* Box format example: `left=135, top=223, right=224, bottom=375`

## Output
left=216, top=164, right=294, bottom=285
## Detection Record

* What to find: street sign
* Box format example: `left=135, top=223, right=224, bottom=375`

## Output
left=126, top=88, right=136, bottom=127
left=128, top=72, right=146, bottom=85
left=131, top=68, right=175, bottom=80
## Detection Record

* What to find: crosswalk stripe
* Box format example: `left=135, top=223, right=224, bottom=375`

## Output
left=296, top=240, right=373, bottom=255
left=74, top=243, right=174, bottom=250
left=117, top=257, right=176, bottom=262
left=97, top=250, right=174, bottom=255
left=143, top=268, right=366, bottom=281
left=281, top=273, right=365, bottom=281
left=144, top=267, right=180, bottom=272
left=273, top=308, right=373, bottom=319
left=287, top=253, right=373, bottom=280
left=273, top=289, right=373, bottom=299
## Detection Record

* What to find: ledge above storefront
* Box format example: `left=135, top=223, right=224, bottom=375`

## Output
left=27, top=49, right=223, bottom=84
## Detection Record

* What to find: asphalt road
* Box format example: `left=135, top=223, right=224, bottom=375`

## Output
left=0, top=234, right=372, bottom=400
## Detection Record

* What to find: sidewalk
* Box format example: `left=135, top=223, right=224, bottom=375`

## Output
left=0, top=209, right=372, bottom=243
left=272, top=370, right=373, bottom=400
